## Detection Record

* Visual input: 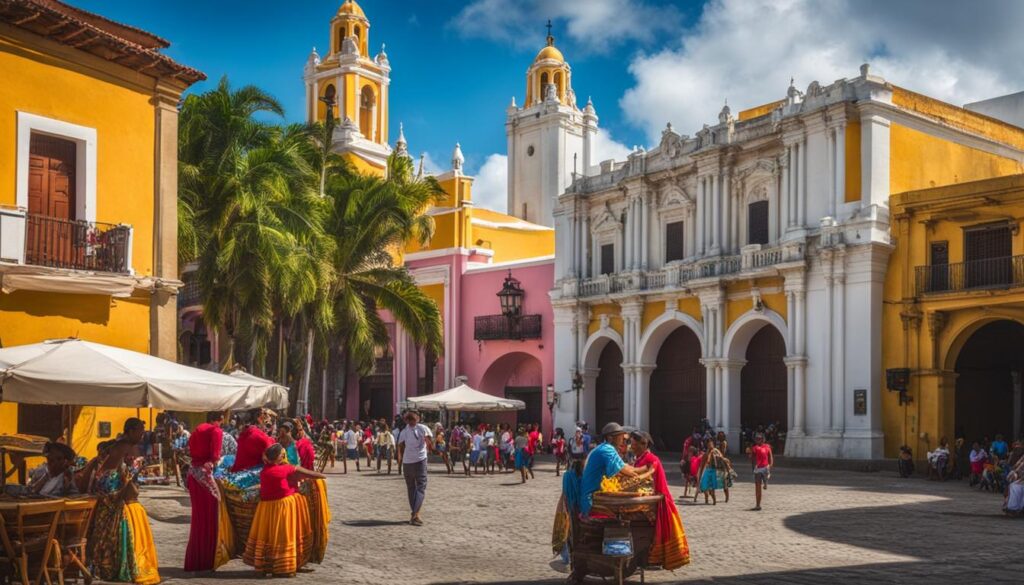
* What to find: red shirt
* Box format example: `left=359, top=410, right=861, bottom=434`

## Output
left=188, top=422, right=223, bottom=466
left=527, top=431, right=540, bottom=455
left=553, top=438, right=565, bottom=456
left=296, top=436, right=316, bottom=469
left=751, top=444, right=772, bottom=468
left=259, top=463, right=296, bottom=501
left=231, top=426, right=274, bottom=472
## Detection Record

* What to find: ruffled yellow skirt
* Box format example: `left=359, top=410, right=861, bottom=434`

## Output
left=242, top=493, right=313, bottom=575
left=214, top=496, right=236, bottom=568
left=124, top=502, right=161, bottom=585
left=305, top=479, right=331, bottom=563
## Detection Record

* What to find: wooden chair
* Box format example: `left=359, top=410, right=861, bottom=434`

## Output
left=0, top=511, right=19, bottom=585
left=10, top=501, right=64, bottom=585
left=56, top=500, right=95, bottom=585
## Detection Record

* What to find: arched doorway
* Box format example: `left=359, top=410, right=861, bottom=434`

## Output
left=650, top=327, right=705, bottom=451
left=479, top=352, right=545, bottom=431
left=954, top=320, right=1024, bottom=444
left=595, top=343, right=624, bottom=432
left=740, top=324, right=787, bottom=445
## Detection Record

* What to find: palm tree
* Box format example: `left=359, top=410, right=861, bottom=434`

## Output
left=319, top=153, right=445, bottom=416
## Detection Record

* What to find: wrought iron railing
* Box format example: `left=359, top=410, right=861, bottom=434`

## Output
left=25, top=213, right=130, bottom=273
left=178, top=279, right=202, bottom=309
left=474, top=314, right=542, bottom=340
left=915, top=255, right=1024, bottom=295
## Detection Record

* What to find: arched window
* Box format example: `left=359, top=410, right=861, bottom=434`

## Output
left=540, top=71, right=549, bottom=86
left=320, top=84, right=337, bottom=121
left=354, top=25, right=361, bottom=48
left=359, top=85, right=375, bottom=141
left=554, top=72, right=563, bottom=100
left=336, top=26, right=345, bottom=52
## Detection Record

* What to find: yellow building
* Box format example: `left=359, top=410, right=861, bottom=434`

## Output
left=0, top=0, right=203, bottom=460
left=885, top=173, right=1024, bottom=458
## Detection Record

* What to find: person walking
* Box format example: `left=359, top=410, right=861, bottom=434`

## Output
left=750, top=432, right=773, bottom=511
left=397, top=410, right=434, bottom=526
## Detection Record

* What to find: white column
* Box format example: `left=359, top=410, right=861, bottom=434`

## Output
left=786, top=147, right=794, bottom=229
left=696, top=178, right=705, bottom=256
left=640, top=196, right=649, bottom=270
left=714, top=364, right=724, bottom=428
left=687, top=207, right=696, bottom=259
left=835, top=125, right=846, bottom=214
left=823, top=273, right=834, bottom=432
left=582, top=213, right=591, bottom=277
left=827, top=129, right=837, bottom=218
left=637, top=365, right=654, bottom=431
left=624, top=199, right=633, bottom=271
left=797, top=141, right=806, bottom=226
left=711, top=174, right=720, bottom=253
left=634, top=198, right=642, bottom=270
left=722, top=360, right=743, bottom=453
left=833, top=273, right=846, bottom=433
left=861, top=113, right=891, bottom=207
left=723, top=172, right=732, bottom=253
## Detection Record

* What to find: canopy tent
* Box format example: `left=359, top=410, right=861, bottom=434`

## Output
left=400, top=383, right=526, bottom=412
left=0, top=338, right=289, bottom=411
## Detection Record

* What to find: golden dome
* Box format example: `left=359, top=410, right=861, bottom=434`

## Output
left=535, top=44, right=564, bottom=63
left=337, top=0, right=366, bottom=18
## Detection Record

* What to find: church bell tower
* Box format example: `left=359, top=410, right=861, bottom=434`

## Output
left=505, top=24, right=598, bottom=227
left=303, top=0, right=392, bottom=173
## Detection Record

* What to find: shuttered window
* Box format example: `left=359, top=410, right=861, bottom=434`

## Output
left=965, top=224, right=1012, bottom=288
left=600, top=243, right=615, bottom=275
left=665, top=221, right=685, bottom=262
left=748, top=200, right=769, bottom=245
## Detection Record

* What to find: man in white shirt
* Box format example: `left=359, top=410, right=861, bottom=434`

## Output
left=25, top=442, right=78, bottom=497
left=397, top=410, right=434, bottom=526
left=342, top=424, right=361, bottom=472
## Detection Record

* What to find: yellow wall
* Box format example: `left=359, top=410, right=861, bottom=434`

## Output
left=0, top=32, right=163, bottom=464
left=883, top=174, right=1024, bottom=457
left=641, top=301, right=665, bottom=331
left=890, top=124, right=1023, bottom=194
left=341, top=151, right=385, bottom=176
left=588, top=303, right=623, bottom=337
left=469, top=208, right=555, bottom=263
left=0, top=34, right=156, bottom=275
left=845, top=120, right=862, bottom=202
left=892, top=87, right=1024, bottom=150
left=676, top=297, right=702, bottom=323
left=737, top=99, right=785, bottom=121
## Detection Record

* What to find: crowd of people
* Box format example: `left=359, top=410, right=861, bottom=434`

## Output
left=920, top=433, right=1024, bottom=516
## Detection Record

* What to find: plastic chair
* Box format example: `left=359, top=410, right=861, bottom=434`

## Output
left=56, top=500, right=95, bottom=585
left=11, top=501, right=65, bottom=585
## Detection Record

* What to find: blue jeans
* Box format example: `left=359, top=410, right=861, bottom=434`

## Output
left=403, top=459, right=428, bottom=515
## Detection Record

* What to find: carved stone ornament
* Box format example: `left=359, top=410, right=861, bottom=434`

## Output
left=591, top=203, right=621, bottom=234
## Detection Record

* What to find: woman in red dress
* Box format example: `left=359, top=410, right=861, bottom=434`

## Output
left=629, top=430, right=691, bottom=571
left=231, top=409, right=275, bottom=472
left=185, top=411, right=225, bottom=572
left=292, top=419, right=317, bottom=470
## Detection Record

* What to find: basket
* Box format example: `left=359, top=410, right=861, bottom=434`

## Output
left=591, top=492, right=662, bottom=523
left=217, top=479, right=258, bottom=550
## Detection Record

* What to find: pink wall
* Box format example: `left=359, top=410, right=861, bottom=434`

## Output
left=394, top=254, right=556, bottom=435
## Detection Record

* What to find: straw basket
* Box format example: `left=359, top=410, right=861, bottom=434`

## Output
left=217, top=479, right=258, bottom=551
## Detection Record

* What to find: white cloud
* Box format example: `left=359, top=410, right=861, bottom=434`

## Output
left=591, top=129, right=633, bottom=165
left=470, top=153, right=508, bottom=213
left=451, top=0, right=680, bottom=53
left=621, top=0, right=1024, bottom=143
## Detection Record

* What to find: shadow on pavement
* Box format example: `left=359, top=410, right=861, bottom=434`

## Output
left=160, top=568, right=259, bottom=580
left=342, top=519, right=412, bottom=527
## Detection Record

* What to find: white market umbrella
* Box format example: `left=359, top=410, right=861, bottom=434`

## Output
left=0, top=338, right=288, bottom=412
left=402, top=383, right=526, bottom=412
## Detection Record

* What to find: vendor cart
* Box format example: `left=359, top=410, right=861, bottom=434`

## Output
left=568, top=492, right=661, bottom=585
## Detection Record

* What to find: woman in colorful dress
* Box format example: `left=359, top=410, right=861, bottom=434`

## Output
left=434, top=424, right=452, bottom=474
left=185, top=411, right=224, bottom=573
left=244, top=444, right=325, bottom=576
left=629, top=431, right=691, bottom=570
left=88, top=418, right=161, bottom=585
left=694, top=437, right=725, bottom=505
left=292, top=419, right=316, bottom=470
left=514, top=427, right=531, bottom=484
left=552, top=428, right=567, bottom=477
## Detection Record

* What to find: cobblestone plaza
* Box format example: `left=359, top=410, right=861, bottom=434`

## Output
left=143, top=459, right=1022, bottom=584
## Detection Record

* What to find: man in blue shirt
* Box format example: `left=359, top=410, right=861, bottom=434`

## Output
left=580, top=422, right=652, bottom=516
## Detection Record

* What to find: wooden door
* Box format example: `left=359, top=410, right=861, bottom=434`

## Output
left=650, top=327, right=706, bottom=451
left=965, top=225, right=1011, bottom=289
left=740, top=325, right=788, bottom=433
left=505, top=387, right=542, bottom=429
left=27, top=134, right=77, bottom=267
left=595, top=343, right=624, bottom=432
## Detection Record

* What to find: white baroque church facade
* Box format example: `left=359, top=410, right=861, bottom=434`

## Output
left=550, top=65, right=948, bottom=460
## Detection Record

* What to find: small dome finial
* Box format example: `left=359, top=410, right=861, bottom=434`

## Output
left=452, top=142, right=465, bottom=173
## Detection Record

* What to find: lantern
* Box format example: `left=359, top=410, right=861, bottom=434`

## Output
left=497, top=270, right=524, bottom=317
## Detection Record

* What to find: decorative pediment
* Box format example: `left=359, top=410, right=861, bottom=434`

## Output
left=591, top=203, right=621, bottom=234
left=736, top=158, right=777, bottom=180
left=659, top=184, right=692, bottom=210
left=746, top=183, right=769, bottom=203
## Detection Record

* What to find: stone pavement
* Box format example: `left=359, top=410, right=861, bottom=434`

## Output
left=141, top=457, right=1023, bottom=584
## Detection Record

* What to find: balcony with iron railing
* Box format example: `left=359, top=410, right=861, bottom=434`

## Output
left=24, top=213, right=131, bottom=273
left=178, top=279, right=202, bottom=309
left=567, top=242, right=804, bottom=300
left=915, top=255, right=1024, bottom=296
left=474, top=314, right=542, bottom=341
left=0, top=208, right=132, bottom=274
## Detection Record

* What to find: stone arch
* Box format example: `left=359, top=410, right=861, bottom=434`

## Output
left=942, top=315, right=1024, bottom=371
left=638, top=310, right=705, bottom=364
left=359, top=85, right=376, bottom=141
left=479, top=351, right=545, bottom=430
left=640, top=310, right=707, bottom=450
left=723, top=307, right=789, bottom=360
left=580, top=328, right=624, bottom=429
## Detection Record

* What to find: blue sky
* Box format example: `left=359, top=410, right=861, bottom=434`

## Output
left=72, top=0, right=1024, bottom=212
left=74, top=1, right=696, bottom=187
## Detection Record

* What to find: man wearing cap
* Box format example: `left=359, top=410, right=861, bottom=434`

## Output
left=579, top=422, right=653, bottom=516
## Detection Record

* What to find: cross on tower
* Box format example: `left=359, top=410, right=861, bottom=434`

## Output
left=546, top=19, right=553, bottom=45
